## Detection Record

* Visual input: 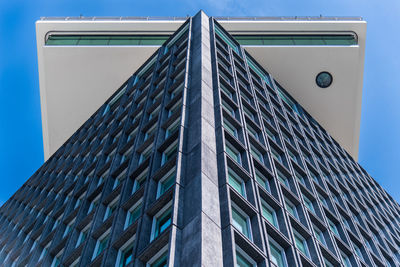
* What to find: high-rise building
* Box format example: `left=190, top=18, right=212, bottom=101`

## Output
left=1, top=11, right=399, bottom=267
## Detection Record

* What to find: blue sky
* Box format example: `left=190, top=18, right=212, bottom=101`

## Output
left=0, top=0, right=399, bottom=206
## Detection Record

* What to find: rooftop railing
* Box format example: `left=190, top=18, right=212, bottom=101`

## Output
left=39, top=16, right=363, bottom=21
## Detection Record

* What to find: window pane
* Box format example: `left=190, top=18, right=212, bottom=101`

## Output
left=232, top=207, right=250, bottom=238
left=285, top=200, right=297, bottom=219
left=313, top=227, right=326, bottom=245
left=224, top=120, right=238, bottom=137
left=236, top=251, right=253, bottom=267
left=228, top=170, right=245, bottom=197
left=277, top=171, right=289, bottom=187
left=159, top=174, right=175, bottom=196
left=120, top=245, right=134, bottom=267
left=128, top=204, right=142, bottom=226
left=262, top=202, right=278, bottom=228
left=294, top=234, right=308, bottom=257
left=154, top=209, right=172, bottom=239
left=150, top=252, right=168, bottom=267
left=255, top=172, right=270, bottom=192
left=329, top=220, right=339, bottom=236
left=269, top=242, right=284, bottom=267
left=226, top=144, right=241, bottom=164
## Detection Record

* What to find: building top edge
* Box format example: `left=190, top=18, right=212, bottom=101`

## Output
left=39, top=16, right=364, bottom=22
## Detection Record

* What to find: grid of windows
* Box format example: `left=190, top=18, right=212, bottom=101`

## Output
left=211, top=18, right=400, bottom=267
left=0, top=21, right=190, bottom=267
left=0, top=13, right=399, bottom=267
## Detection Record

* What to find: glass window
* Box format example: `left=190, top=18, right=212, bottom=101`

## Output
left=63, top=221, right=73, bottom=238
left=276, top=85, right=300, bottom=115
left=295, top=171, right=305, bottom=185
left=152, top=207, right=172, bottom=240
left=364, top=238, right=373, bottom=251
left=269, top=241, right=286, bottom=267
left=104, top=203, right=116, bottom=221
left=161, top=143, right=178, bottom=165
left=93, top=234, right=109, bottom=259
left=282, top=131, right=294, bottom=146
left=255, top=171, right=270, bottom=192
left=51, top=256, right=61, bottom=267
left=221, top=83, right=234, bottom=99
left=236, top=249, right=255, bottom=267
left=313, top=226, right=326, bottom=246
left=125, top=202, right=142, bottom=229
left=220, top=71, right=232, bottom=84
left=88, top=199, right=98, bottom=214
left=144, top=124, right=157, bottom=141
left=119, top=244, right=134, bottom=267
left=352, top=242, right=363, bottom=260
left=250, top=146, right=264, bottom=163
left=139, top=145, right=153, bottom=164
left=76, top=230, right=87, bottom=248
left=271, top=149, right=284, bottom=164
left=246, top=57, right=272, bottom=87
left=222, top=100, right=236, bottom=117
left=132, top=170, right=148, bottom=194
left=225, top=143, right=241, bottom=164
left=228, top=169, right=246, bottom=197
left=224, top=119, right=238, bottom=138
left=39, top=244, right=49, bottom=261
left=302, top=195, right=314, bottom=213
left=318, top=194, right=328, bottom=207
left=149, top=252, right=168, bottom=267
left=294, top=232, right=309, bottom=257
left=340, top=252, right=351, bottom=267
left=323, top=257, right=335, bottom=267
left=328, top=219, right=339, bottom=236
left=265, top=128, right=277, bottom=142
left=261, top=201, right=278, bottom=228
left=311, top=172, right=320, bottom=185
left=232, top=205, right=251, bottom=240
left=243, top=106, right=255, bottom=121
left=157, top=172, right=175, bottom=198
left=285, top=200, right=298, bottom=219
left=277, top=171, right=289, bottom=188
left=165, top=119, right=180, bottom=138
left=343, top=218, right=351, bottom=229
left=215, top=25, right=240, bottom=54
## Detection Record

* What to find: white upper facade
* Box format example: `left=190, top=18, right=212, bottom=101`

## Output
left=36, top=16, right=366, bottom=160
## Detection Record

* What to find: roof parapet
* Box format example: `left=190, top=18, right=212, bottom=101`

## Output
left=39, top=15, right=363, bottom=22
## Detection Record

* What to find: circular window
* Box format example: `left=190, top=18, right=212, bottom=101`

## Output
left=316, top=72, right=333, bottom=88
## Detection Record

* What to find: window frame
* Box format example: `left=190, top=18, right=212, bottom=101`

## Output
left=255, top=170, right=270, bottom=192
left=156, top=168, right=176, bottom=198
left=124, top=199, right=143, bottom=230
left=293, top=231, right=310, bottom=258
left=92, top=230, right=110, bottom=260
left=146, top=245, right=169, bottom=267
left=231, top=203, right=252, bottom=241
left=235, top=245, right=257, bottom=267
left=116, top=235, right=136, bottom=267
left=268, top=239, right=287, bottom=267
left=261, top=199, right=279, bottom=229
left=285, top=199, right=298, bottom=219
left=224, top=118, right=238, bottom=138
left=150, top=203, right=172, bottom=241
left=313, top=225, right=326, bottom=246
left=161, top=141, right=178, bottom=166
left=228, top=168, right=246, bottom=198
left=225, top=142, right=242, bottom=165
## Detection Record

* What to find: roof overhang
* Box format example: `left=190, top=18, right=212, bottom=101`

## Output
left=36, top=17, right=366, bottom=160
